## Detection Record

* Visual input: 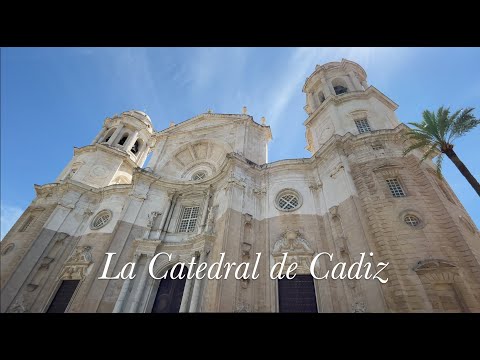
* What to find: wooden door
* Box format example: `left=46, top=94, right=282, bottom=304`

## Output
left=278, top=275, right=318, bottom=313
left=151, top=267, right=187, bottom=313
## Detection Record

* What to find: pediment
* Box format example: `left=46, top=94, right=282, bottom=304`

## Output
left=160, top=113, right=245, bottom=136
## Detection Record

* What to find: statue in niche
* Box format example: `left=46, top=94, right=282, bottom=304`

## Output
left=147, top=211, right=161, bottom=228
left=206, top=205, right=218, bottom=234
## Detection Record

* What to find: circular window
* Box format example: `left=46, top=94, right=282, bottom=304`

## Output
left=404, top=215, right=420, bottom=227
left=90, top=210, right=112, bottom=230
left=192, top=170, right=207, bottom=181
left=275, top=189, right=302, bottom=212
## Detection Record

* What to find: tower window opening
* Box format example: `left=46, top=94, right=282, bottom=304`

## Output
left=331, top=77, right=349, bottom=96
left=334, top=85, right=348, bottom=95
left=118, top=134, right=129, bottom=146
left=131, top=140, right=140, bottom=155
left=318, top=91, right=325, bottom=104
left=102, top=128, right=116, bottom=143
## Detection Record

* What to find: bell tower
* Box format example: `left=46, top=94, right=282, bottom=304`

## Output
left=303, top=59, right=401, bottom=153
left=56, top=110, right=155, bottom=187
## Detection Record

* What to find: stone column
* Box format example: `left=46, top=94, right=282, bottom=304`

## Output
left=320, top=74, right=332, bottom=97
left=161, top=194, right=178, bottom=240
left=124, top=130, right=139, bottom=152
left=349, top=71, right=363, bottom=91
left=198, top=188, right=211, bottom=234
left=113, top=253, right=139, bottom=313
left=128, top=254, right=151, bottom=313
left=138, top=147, right=150, bottom=166
left=179, top=252, right=198, bottom=312
left=92, top=126, right=106, bottom=144
left=107, top=125, right=124, bottom=146
left=361, top=80, right=368, bottom=90
left=307, top=92, right=315, bottom=110
left=188, top=251, right=206, bottom=312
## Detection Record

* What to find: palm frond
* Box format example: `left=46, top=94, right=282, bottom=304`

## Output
left=421, top=144, right=439, bottom=162
left=421, top=109, right=443, bottom=143
left=448, top=107, right=480, bottom=143
left=435, top=154, right=444, bottom=178
left=403, top=139, right=432, bottom=156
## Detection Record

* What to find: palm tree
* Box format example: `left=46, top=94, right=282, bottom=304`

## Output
left=403, top=106, right=480, bottom=196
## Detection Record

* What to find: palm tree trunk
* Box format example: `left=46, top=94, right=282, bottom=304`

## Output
left=445, top=148, right=480, bottom=196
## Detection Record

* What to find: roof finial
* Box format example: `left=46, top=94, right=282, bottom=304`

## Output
left=242, top=106, right=248, bottom=115
left=261, top=116, right=266, bottom=125
left=169, top=121, right=175, bottom=127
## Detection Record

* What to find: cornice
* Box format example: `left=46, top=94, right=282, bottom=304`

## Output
left=73, top=144, right=138, bottom=168
left=34, top=180, right=133, bottom=200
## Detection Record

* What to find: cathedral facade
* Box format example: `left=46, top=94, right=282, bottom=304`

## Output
left=2, top=59, right=480, bottom=313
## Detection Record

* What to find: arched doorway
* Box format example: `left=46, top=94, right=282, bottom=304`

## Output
left=278, top=275, right=318, bottom=313
left=151, top=266, right=187, bottom=313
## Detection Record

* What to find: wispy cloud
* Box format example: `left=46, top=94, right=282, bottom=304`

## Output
left=265, top=47, right=412, bottom=127
left=1, top=204, right=24, bottom=240
left=179, top=47, right=250, bottom=94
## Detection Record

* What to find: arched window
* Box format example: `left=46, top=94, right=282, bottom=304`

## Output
left=331, top=78, right=349, bottom=95
left=130, top=139, right=142, bottom=155
left=118, top=133, right=129, bottom=146
left=102, top=128, right=116, bottom=143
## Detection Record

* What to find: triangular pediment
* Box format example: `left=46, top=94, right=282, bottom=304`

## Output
left=159, top=113, right=249, bottom=136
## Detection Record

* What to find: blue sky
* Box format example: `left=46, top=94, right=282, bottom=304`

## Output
left=1, top=47, right=479, bottom=239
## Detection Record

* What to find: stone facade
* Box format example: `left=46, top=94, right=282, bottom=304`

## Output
left=2, top=59, right=480, bottom=313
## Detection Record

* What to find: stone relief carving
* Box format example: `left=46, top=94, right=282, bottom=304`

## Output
left=7, top=297, right=28, bottom=313
left=273, top=229, right=314, bottom=256
left=59, top=246, right=93, bottom=280
left=272, top=229, right=315, bottom=274
left=253, top=187, right=266, bottom=196
left=147, top=211, right=161, bottom=228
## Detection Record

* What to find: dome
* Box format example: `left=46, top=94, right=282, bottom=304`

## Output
left=303, top=59, right=367, bottom=93
left=121, top=110, right=152, bottom=126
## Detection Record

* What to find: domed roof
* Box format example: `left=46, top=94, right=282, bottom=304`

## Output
left=120, top=110, right=152, bottom=127
left=302, top=59, right=367, bottom=92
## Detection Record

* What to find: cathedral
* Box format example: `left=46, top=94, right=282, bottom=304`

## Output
left=2, top=59, right=480, bottom=313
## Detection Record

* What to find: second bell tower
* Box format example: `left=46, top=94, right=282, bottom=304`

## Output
left=303, top=59, right=400, bottom=154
